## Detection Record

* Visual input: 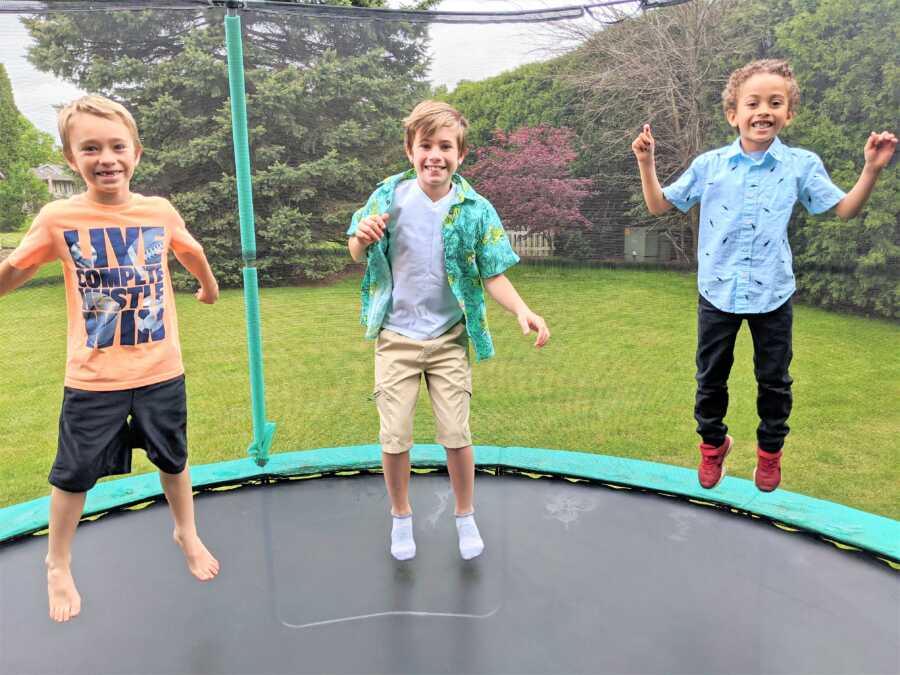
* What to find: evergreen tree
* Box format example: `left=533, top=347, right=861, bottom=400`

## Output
left=25, top=2, right=431, bottom=285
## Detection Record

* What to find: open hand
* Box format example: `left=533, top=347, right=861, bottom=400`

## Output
left=517, top=311, right=550, bottom=348
left=632, top=124, right=656, bottom=164
left=864, top=131, right=897, bottom=171
left=354, top=213, right=391, bottom=246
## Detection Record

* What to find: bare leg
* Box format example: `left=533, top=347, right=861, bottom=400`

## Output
left=46, top=487, right=85, bottom=622
left=382, top=451, right=412, bottom=516
left=445, top=445, right=475, bottom=515
left=159, top=465, right=219, bottom=581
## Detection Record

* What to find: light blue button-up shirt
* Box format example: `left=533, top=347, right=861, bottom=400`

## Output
left=663, top=137, right=846, bottom=314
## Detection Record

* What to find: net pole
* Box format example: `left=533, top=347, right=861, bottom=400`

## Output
left=225, top=2, right=275, bottom=466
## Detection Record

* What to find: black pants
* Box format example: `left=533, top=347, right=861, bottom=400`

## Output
left=695, top=296, right=793, bottom=452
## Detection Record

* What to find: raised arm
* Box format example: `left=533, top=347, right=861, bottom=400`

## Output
left=834, top=131, right=897, bottom=220
left=483, top=273, right=550, bottom=348
left=632, top=124, right=673, bottom=216
left=0, top=259, right=39, bottom=297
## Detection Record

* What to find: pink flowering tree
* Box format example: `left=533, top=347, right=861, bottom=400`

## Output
left=465, top=126, right=593, bottom=237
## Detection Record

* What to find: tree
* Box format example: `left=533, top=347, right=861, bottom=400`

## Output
left=559, top=0, right=784, bottom=261
left=561, top=0, right=897, bottom=316
left=0, top=64, right=53, bottom=231
left=0, top=65, right=18, bottom=171
left=466, top=126, right=592, bottom=251
left=775, top=0, right=899, bottom=318
left=443, top=60, right=577, bottom=152
left=24, top=2, right=431, bottom=285
left=439, top=2, right=782, bottom=262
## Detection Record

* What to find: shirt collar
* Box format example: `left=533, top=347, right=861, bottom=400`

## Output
left=725, top=135, right=786, bottom=163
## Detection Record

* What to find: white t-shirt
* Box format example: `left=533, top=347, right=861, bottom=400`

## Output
left=383, top=179, right=464, bottom=340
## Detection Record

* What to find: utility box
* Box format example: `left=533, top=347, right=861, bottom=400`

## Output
left=624, top=226, right=672, bottom=262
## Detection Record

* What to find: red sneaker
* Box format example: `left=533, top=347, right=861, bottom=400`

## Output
left=754, top=448, right=783, bottom=492
left=697, top=435, right=733, bottom=489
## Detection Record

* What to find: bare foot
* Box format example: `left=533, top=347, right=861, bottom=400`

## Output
left=173, top=530, right=219, bottom=581
left=46, top=559, right=81, bottom=623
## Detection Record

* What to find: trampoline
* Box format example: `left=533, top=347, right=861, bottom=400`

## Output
left=1, top=446, right=898, bottom=675
left=2, top=1, right=899, bottom=673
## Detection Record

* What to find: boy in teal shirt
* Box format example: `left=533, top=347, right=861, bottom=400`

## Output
left=348, top=100, right=550, bottom=560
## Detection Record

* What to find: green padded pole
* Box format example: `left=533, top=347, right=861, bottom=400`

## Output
left=225, top=5, right=275, bottom=466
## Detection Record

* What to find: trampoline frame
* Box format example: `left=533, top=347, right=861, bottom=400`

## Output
left=1, top=445, right=897, bottom=567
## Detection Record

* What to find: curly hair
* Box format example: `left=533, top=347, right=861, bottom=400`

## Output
left=722, top=59, right=800, bottom=115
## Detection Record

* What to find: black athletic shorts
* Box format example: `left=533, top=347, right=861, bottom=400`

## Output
left=50, top=375, right=188, bottom=492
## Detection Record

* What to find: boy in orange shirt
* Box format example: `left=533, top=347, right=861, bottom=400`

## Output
left=0, top=95, right=220, bottom=622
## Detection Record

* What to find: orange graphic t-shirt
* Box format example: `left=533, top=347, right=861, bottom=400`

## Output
left=8, top=193, right=204, bottom=391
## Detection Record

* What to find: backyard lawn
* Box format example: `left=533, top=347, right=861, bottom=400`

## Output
left=1, top=265, right=898, bottom=518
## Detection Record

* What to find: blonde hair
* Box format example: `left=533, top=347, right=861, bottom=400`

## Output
left=58, top=95, right=142, bottom=160
left=403, top=100, right=468, bottom=155
left=722, top=59, right=800, bottom=115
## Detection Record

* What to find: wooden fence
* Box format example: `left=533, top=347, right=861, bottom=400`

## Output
left=508, top=230, right=554, bottom=258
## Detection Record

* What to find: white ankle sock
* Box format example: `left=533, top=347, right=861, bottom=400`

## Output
left=455, top=512, right=484, bottom=560
left=390, top=514, right=416, bottom=561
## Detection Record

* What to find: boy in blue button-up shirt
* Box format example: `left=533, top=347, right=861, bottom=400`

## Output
left=632, top=59, right=896, bottom=492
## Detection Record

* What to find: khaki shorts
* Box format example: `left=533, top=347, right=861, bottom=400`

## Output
left=374, top=322, right=472, bottom=454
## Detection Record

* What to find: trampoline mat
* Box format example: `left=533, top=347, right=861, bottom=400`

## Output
left=1, top=472, right=898, bottom=674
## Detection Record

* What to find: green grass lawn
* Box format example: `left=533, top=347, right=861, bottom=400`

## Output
left=1, top=265, right=898, bottom=519
left=0, top=227, right=66, bottom=282
left=0, top=230, right=26, bottom=250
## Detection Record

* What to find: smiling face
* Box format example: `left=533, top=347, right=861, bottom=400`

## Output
left=64, top=113, right=141, bottom=205
left=406, top=125, right=466, bottom=202
left=727, top=72, right=795, bottom=153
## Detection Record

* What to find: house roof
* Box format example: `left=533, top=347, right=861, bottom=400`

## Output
left=32, top=164, right=75, bottom=182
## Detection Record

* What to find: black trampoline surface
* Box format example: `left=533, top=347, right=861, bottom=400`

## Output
left=1, top=473, right=898, bottom=675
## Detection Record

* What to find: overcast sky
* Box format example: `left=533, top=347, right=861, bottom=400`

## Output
left=0, top=0, right=603, bottom=141
left=0, top=16, right=84, bottom=140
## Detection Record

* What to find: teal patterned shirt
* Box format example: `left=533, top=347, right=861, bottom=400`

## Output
left=348, top=170, right=519, bottom=361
